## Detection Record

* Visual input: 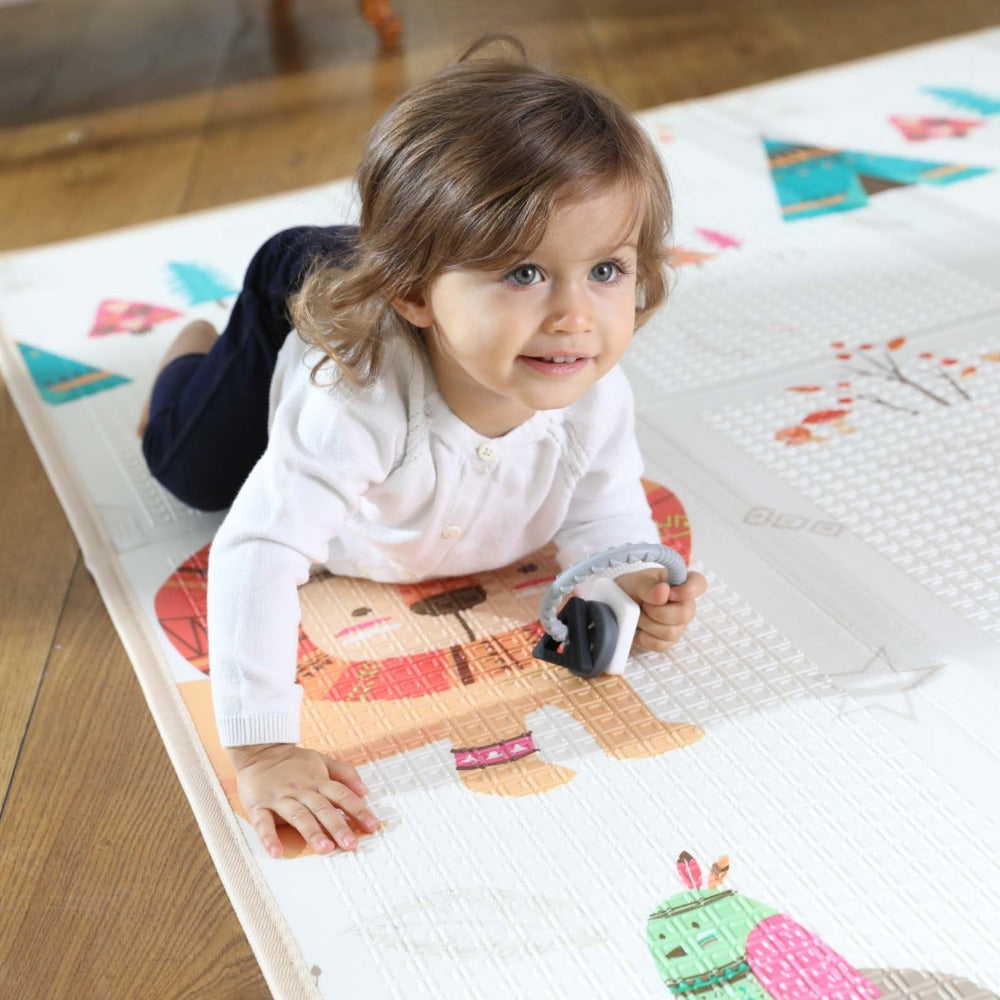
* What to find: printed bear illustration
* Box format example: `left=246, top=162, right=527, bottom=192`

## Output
left=647, top=852, right=995, bottom=999
left=159, top=480, right=703, bottom=851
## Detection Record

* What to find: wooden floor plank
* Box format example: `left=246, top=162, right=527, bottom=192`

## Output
left=0, top=90, right=213, bottom=250
left=0, top=381, right=77, bottom=806
left=0, top=558, right=269, bottom=999
left=2, top=2, right=999, bottom=995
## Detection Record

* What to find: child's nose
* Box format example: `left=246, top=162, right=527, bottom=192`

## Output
left=545, top=281, right=593, bottom=333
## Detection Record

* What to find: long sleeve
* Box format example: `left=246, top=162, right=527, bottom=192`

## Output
left=207, top=354, right=404, bottom=747
left=553, top=367, right=660, bottom=570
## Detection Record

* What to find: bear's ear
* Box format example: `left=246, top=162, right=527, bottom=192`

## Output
left=677, top=851, right=703, bottom=889
left=707, top=855, right=730, bottom=889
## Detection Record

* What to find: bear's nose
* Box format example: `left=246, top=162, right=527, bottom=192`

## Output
left=665, top=945, right=687, bottom=959
left=410, top=585, right=486, bottom=616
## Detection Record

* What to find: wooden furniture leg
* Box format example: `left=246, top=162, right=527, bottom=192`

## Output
left=360, top=0, right=402, bottom=48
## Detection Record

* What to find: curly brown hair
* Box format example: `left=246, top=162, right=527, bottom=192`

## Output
left=291, top=36, right=672, bottom=385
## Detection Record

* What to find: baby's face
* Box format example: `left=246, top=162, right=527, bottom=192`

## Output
left=405, top=184, right=641, bottom=438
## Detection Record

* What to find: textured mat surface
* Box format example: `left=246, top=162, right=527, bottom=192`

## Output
left=2, top=29, right=1000, bottom=1000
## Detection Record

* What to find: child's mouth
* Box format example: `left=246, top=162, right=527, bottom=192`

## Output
left=519, top=355, right=589, bottom=375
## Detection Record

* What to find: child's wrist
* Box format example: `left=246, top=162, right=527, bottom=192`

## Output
left=226, top=742, right=294, bottom=768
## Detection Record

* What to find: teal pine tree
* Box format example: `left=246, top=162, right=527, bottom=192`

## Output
left=167, top=261, right=239, bottom=306
left=923, top=87, right=1000, bottom=116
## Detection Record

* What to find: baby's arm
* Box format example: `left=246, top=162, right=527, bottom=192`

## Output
left=212, top=498, right=381, bottom=855
left=555, top=368, right=707, bottom=651
left=209, top=359, right=402, bottom=855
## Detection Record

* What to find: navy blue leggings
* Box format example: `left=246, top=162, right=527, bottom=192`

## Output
left=142, top=225, right=358, bottom=511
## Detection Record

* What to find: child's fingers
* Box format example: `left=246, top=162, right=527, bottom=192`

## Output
left=641, top=581, right=672, bottom=606
left=271, top=796, right=345, bottom=854
left=635, top=619, right=687, bottom=645
left=614, top=569, right=660, bottom=605
left=248, top=805, right=284, bottom=859
left=664, top=572, right=708, bottom=603
left=323, top=755, right=369, bottom=797
left=300, top=790, right=360, bottom=851
left=319, top=780, right=381, bottom=833
left=633, top=630, right=684, bottom=653
left=638, top=600, right=697, bottom=632
left=634, top=600, right=697, bottom=649
left=627, top=571, right=707, bottom=608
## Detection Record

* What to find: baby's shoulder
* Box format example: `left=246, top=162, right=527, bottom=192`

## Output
left=271, top=332, right=420, bottom=460
left=279, top=332, right=413, bottom=401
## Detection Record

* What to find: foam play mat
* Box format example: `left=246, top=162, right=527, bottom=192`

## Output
left=3, top=29, right=1000, bottom=1000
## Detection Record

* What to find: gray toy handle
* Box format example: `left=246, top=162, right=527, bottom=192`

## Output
left=539, top=542, right=687, bottom=643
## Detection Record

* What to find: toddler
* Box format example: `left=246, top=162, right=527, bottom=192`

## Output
left=141, top=37, right=707, bottom=858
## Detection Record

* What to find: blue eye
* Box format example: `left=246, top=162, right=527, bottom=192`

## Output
left=507, top=265, right=541, bottom=286
left=590, top=261, right=620, bottom=282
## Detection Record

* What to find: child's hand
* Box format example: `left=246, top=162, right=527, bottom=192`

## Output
left=614, top=568, right=708, bottom=652
left=227, top=743, right=380, bottom=858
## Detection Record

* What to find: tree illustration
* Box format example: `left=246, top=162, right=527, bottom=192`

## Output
left=167, top=261, right=239, bottom=307
left=922, top=87, right=1000, bottom=116
left=775, top=336, right=996, bottom=445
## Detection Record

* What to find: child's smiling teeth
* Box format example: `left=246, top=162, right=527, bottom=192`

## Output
left=520, top=354, right=590, bottom=375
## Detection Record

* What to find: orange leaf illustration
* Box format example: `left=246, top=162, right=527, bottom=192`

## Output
left=961, top=366, right=977, bottom=377
left=787, top=385, right=821, bottom=393
left=803, top=408, right=849, bottom=425
left=776, top=425, right=812, bottom=445
left=887, top=336, right=906, bottom=350
left=668, top=246, right=717, bottom=268
left=982, top=351, right=1000, bottom=362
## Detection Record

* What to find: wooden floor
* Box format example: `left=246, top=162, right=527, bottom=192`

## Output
left=2, top=1, right=997, bottom=996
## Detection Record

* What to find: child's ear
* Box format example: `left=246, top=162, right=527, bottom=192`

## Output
left=392, top=290, right=434, bottom=329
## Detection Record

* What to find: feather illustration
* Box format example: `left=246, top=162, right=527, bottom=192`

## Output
left=708, top=855, right=730, bottom=888
left=676, top=851, right=703, bottom=889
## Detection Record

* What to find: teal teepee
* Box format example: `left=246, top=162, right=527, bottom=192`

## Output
left=765, top=138, right=991, bottom=221
left=18, top=342, right=130, bottom=405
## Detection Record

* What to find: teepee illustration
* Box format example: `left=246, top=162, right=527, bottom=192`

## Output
left=18, top=343, right=129, bottom=405
left=889, top=115, right=983, bottom=142
left=764, top=138, right=991, bottom=220
left=88, top=298, right=182, bottom=337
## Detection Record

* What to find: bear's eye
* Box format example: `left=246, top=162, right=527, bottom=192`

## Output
left=518, top=563, right=537, bottom=574
left=691, top=921, right=700, bottom=928
left=352, top=606, right=371, bottom=617
left=658, top=933, right=665, bottom=940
